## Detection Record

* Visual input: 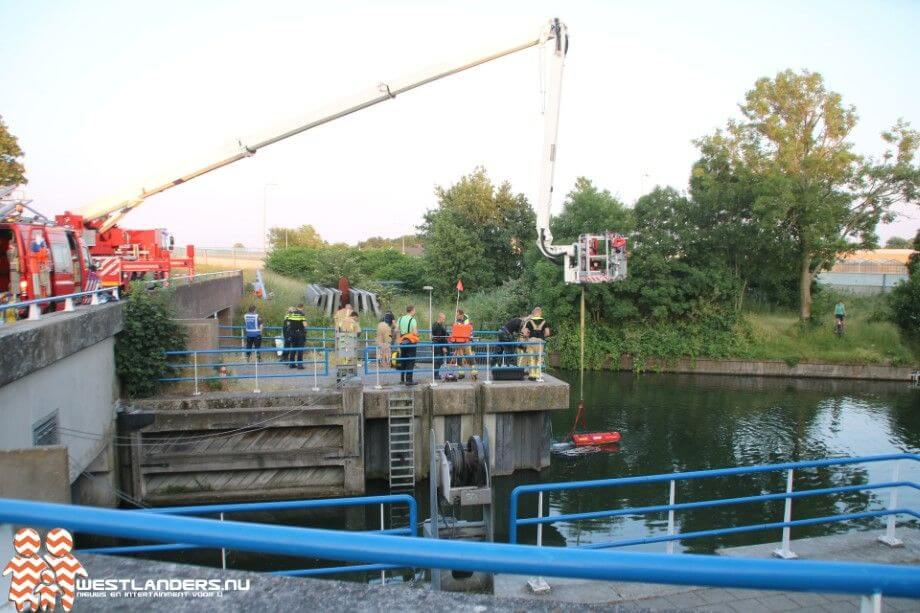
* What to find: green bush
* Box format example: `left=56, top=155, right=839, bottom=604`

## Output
left=265, top=245, right=426, bottom=292
left=115, top=285, right=186, bottom=397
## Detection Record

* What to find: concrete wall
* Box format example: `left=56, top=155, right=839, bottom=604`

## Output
left=548, top=354, right=916, bottom=382
left=169, top=273, right=244, bottom=319
left=0, top=304, right=122, bottom=508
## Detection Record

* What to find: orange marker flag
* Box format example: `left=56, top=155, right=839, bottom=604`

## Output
left=456, top=278, right=464, bottom=292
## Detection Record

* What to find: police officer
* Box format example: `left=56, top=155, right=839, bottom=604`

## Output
left=243, top=305, right=263, bottom=362
left=284, top=303, right=307, bottom=369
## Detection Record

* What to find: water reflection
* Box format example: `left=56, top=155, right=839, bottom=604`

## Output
left=517, top=371, right=920, bottom=553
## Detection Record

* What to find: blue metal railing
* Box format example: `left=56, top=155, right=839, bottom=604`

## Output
left=160, top=346, right=331, bottom=386
left=362, top=340, right=546, bottom=383
left=0, top=286, right=119, bottom=323
left=509, top=454, right=920, bottom=556
left=1, top=497, right=918, bottom=599
left=76, top=494, right=417, bottom=577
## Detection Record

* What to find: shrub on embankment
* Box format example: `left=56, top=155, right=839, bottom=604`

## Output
left=115, top=285, right=186, bottom=397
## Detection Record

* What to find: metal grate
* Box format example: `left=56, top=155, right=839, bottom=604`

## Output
left=32, top=412, right=59, bottom=446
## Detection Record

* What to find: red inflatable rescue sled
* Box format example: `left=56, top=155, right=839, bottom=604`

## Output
left=572, top=431, right=621, bottom=446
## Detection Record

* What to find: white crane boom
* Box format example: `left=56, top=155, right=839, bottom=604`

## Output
left=78, top=17, right=625, bottom=284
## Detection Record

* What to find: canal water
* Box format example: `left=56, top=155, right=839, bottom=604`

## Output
left=113, top=371, right=920, bottom=575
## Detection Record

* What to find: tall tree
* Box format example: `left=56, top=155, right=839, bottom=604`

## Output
left=550, top=177, right=633, bottom=242
left=267, top=224, right=325, bottom=250
left=421, top=167, right=535, bottom=293
left=0, top=115, right=27, bottom=187
left=698, top=70, right=920, bottom=319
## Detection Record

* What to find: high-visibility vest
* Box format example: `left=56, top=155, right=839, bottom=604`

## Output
left=244, top=312, right=261, bottom=337
left=397, top=315, right=419, bottom=343
left=449, top=322, right=473, bottom=343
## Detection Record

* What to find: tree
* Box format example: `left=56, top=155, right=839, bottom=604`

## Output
left=550, top=177, right=633, bottom=242
left=232, top=242, right=245, bottom=249
left=888, top=229, right=920, bottom=344
left=358, top=234, right=423, bottom=252
left=0, top=115, right=26, bottom=187
left=115, top=286, right=185, bottom=397
left=267, top=224, right=325, bottom=250
left=885, top=236, right=912, bottom=249
left=697, top=70, right=920, bottom=320
left=421, top=168, right=535, bottom=293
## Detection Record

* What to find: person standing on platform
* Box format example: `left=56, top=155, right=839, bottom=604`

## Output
left=522, top=307, right=550, bottom=380
left=243, top=305, right=263, bottom=362
left=285, top=304, right=307, bottom=369
left=397, top=305, right=419, bottom=385
left=376, top=312, right=395, bottom=368
left=431, top=312, right=448, bottom=379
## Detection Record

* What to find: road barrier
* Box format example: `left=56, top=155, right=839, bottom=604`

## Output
left=0, top=286, right=119, bottom=324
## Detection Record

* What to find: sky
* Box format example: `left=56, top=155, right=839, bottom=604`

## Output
left=1, top=0, right=918, bottom=249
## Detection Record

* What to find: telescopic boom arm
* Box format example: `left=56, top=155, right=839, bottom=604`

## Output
left=77, top=18, right=624, bottom=284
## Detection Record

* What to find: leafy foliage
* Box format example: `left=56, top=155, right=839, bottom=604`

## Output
left=888, top=229, right=920, bottom=346
left=265, top=244, right=426, bottom=292
left=357, top=234, right=423, bottom=251
left=695, top=70, right=920, bottom=319
left=0, top=115, right=26, bottom=187
left=115, top=287, right=186, bottom=397
left=420, top=167, right=535, bottom=294
left=267, top=224, right=326, bottom=250
left=550, top=177, right=633, bottom=242
left=885, top=236, right=912, bottom=249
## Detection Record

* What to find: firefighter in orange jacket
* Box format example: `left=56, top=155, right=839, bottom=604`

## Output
left=397, top=305, right=419, bottom=385
left=448, top=309, right=477, bottom=380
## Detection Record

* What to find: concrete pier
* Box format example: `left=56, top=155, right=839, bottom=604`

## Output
left=121, top=376, right=569, bottom=505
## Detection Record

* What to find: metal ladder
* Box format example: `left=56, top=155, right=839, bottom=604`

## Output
left=387, top=395, right=415, bottom=529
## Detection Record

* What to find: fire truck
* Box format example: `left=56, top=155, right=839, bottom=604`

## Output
left=1, top=186, right=193, bottom=310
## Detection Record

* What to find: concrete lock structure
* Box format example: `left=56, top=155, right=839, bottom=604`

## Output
left=118, top=376, right=568, bottom=505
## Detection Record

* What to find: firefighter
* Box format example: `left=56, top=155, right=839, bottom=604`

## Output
left=284, top=304, right=307, bottom=369
left=448, top=311, right=476, bottom=380
left=375, top=312, right=394, bottom=368
left=397, top=305, right=419, bottom=385
left=243, top=305, right=262, bottom=362
left=522, top=307, right=550, bottom=380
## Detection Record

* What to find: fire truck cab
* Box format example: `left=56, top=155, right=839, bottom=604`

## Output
left=1, top=220, right=92, bottom=308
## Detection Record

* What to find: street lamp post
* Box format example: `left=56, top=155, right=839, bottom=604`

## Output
left=423, top=285, right=434, bottom=386
left=262, top=183, right=278, bottom=252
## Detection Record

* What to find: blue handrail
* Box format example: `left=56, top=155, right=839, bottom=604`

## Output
left=509, top=454, right=920, bottom=546
left=77, top=494, right=417, bottom=577
left=2, top=497, right=918, bottom=598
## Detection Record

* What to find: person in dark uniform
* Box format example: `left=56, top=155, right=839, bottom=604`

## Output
left=431, top=312, right=448, bottom=379
left=496, top=315, right=527, bottom=367
left=284, top=304, right=307, bottom=369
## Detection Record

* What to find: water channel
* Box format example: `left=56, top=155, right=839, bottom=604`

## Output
left=111, top=371, right=920, bottom=576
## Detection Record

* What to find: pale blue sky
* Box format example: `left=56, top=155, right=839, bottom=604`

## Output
left=1, top=0, right=918, bottom=248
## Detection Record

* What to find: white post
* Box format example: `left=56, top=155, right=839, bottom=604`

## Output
left=28, top=303, right=40, bottom=320
left=192, top=352, right=201, bottom=396
left=773, top=469, right=797, bottom=559
left=220, top=512, right=227, bottom=570
left=240, top=327, right=244, bottom=349
left=112, top=288, right=120, bottom=300
left=374, top=347, right=382, bottom=390
left=253, top=350, right=261, bottom=394
left=878, top=462, right=903, bottom=547
left=484, top=342, right=492, bottom=385
left=311, top=347, right=319, bottom=391
left=63, top=297, right=74, bottom=312
left=90, top=291, right=100, bottom=305
left=536, top=339, right=544, bottom=382
left=860, top=593, right=882, bottom=613
left=379, top=503, right=386, bottom=586
left=537, top=491, right=543, bottom=547
left=666, top=480, right=676, bottom=554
